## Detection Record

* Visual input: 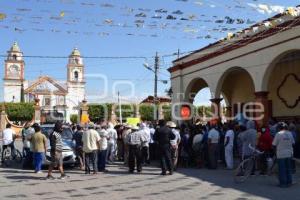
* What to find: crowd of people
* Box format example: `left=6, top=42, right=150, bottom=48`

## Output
left=175, top=118, right=300, bottom=188
left=1, top=117, right=299, bottom=187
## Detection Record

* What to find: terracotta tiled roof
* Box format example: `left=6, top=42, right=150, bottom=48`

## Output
left=169, top=6, right=300, bottom=73
left=140, top=96, right=171, bottom=104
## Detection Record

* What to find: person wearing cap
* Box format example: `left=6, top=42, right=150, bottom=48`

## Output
left=72, top=125, right=84, bottom=170
left=97, top=125, right=109, bottom=172
left=167, top=121, right=181, bottom=170
left=272, top=122, right=295, bottom=188
left=106, top=122, right=118, bottom=164
left=126, top=125, right=146, bottom=173
left=22, top=122, right=35, bottom=169
left=122, top=124, right=132, bottom=165
left=82, top=122, right=101, bottom=174
left=30, top=123, right=47, bottom=173
left=140, top=123, right=151, bottom=165
left=154, top=120, right=175, bottom=175
left=238, top=120, right=257, bottom=174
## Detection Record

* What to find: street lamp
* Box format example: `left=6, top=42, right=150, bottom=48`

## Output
left=143, top=53, right=168, bottom=121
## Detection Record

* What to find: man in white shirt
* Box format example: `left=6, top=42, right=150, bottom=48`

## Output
left=272, top=122, right=295, bottom=187
left=207, top=124, right=220, bottom=169
left=149, top=124, right=156, bottom=161
left=97, top=125, right=109, bottom=172
left=82, top=122, right=100, bottom=174
left=2, top=124, right=16, bottom=161
left=224, top=123, right=235, bottom=169
left=140, top=123, right=151, bottom=165
left=106, top=122, right=117, bottom=163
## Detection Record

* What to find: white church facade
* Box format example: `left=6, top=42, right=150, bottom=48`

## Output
left=3, top=42, right=86, bottom=122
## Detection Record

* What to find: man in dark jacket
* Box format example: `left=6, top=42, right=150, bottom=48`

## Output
left=154, top=120, right=175, bottom=175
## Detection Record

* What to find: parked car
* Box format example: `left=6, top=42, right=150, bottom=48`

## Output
left=40, top=124, right=76, bottom=166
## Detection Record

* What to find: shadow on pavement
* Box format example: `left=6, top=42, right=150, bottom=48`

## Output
left=5, top=175, right=45, bottom=180
left=105, top=170, right=159, bottom=176
left=0, top=169, right=33, bottom=174
left=176, top=167, right=299, bottom=200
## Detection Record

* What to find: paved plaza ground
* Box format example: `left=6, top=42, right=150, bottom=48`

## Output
left=0, top=162, right=299, bottom=200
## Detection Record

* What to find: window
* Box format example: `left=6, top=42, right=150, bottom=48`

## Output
left=44, top=97, right=51, bottom=106
left=13, top=55, right=17, bottom=60
left=74, top=71, right=79, bottom=81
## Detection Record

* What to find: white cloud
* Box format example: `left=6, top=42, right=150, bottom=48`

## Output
left=270, top=5, right=285, bottom=13
left=247, top=2, right=286, bottom=15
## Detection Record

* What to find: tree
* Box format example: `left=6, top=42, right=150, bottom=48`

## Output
left=88, top=104, right=112, bottom=122
left=162, top=105, right=171, bottom=121
left=1, top=102, right=34, bottom=122
left=197, top=105, right=212, bottom=118
left=115, top=104, right=135, bottom=119
left=70, top=114, right=78, bottom=124
left=139, top=104, right=155, bottom=121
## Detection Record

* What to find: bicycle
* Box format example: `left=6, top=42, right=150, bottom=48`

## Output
left=1, top=141, right=23, bottom=167
left=234, top=144, right=269, bottom=183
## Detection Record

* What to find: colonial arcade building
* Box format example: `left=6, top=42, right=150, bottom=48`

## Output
left=3, top=42, right=86, bottom=122
left=169, top=7, right=300, bottom=126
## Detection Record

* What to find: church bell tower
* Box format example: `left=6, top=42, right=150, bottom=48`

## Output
left=3, top=42, right=25, bottom=102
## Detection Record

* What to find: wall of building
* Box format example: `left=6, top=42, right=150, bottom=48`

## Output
left=3, top=80, right=22, bottom=102
left=221, top=70, right=255, bottom=105
left=268, top=56, right=300, bottom=117
left=67, top=84, right=85, bottom=117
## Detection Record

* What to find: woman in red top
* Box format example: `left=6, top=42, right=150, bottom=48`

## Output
left=257, top=126, right=273, bottom=175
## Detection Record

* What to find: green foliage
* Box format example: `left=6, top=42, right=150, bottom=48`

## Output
left=162, top=105, right=171, bottom=121
left=70, top=114, right=78, bottom=124
left=139, top=104, right=155, bottom=121
left=196, top=105, right=212, bottom=118
left=1, top=102, right=34, bottom=122
left=115, top=104, right=135, bottom=119
left=88, top=104, right=112, bottom=122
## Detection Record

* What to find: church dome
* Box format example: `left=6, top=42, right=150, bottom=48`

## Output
left=71, top=47, right=81, bottom=56
left=10, top=42, right=21, bottom=52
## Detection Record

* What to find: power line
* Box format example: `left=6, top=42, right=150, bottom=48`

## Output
left=0, top=55, right=148, bottom=59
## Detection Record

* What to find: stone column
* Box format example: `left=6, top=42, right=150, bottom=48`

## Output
left=0, top=104, right=7, bottom=135
left=110, top=104, right=117, bottom=122
left=210, top=98, right=223, bottom=121
left=254, top=91, right=269, bottom=127
left=134, top=104, right=140, bottom=119
left=225, top=106, right=233, bottom=121
left=34, top=98, right=41, bottom=124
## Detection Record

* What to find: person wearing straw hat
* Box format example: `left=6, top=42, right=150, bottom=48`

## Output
left=122, top=124, right=132, bottom=165
left=167, top=121, right=181, bottom=170
left=126, top=125, right=146, bottom=173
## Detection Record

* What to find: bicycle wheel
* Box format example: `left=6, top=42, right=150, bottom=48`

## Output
left=14, top=150, right=23, bottom=163
left=234, top=158, right=254, bottom=183
left=2, top=148, right=12, bottom=166
left=267, top=158, right=277, bottom=176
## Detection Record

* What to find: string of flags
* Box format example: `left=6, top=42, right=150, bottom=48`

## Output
left=0, top=0, right=298, bottom=41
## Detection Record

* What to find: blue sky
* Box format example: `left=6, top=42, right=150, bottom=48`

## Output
left=0, top=0, right=298, bottom=105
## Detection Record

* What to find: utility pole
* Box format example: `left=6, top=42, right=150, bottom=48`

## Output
left=154, top=52, right=159, bottom=121
left=118, top=91, right=122, bottom=124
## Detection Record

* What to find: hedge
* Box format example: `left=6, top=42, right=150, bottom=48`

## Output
left=0, top=102, right=35, bottom=122
left=139, top=104, right=155, bottom=121
left=70, top=114, right=78, bottom=124
left=115, top=104, right=136, bottom=119
left=88, top=103, right=112, bottom=122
